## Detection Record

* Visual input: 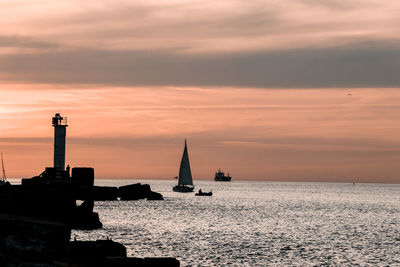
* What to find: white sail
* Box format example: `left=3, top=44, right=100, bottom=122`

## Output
left=178, top=140, right=193, bottom=186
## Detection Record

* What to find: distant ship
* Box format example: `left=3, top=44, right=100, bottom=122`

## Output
left=173, top=140, right=195, bottom=192
left=214, top=169, right=231, bottom=181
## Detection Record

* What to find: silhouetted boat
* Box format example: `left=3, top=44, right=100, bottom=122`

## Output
left=214, top=169, right=231, bottom=181
left=0, top=152, right=9, bottom=186
left=195, top=189, right=212, bottom=196
left=173, top=140, right=195, bottom=192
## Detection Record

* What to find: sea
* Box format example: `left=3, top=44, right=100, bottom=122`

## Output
left=68, top=180, right=400, bottom=266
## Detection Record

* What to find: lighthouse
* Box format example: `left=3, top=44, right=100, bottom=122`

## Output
left=52, top=113, right=68, bottom=171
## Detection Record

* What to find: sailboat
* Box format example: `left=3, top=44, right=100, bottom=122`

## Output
left=1, top=152, right=8, bottom=185
left=173, top=139, right=195, bottom=192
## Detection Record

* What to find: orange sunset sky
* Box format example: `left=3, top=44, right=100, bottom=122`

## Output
left=0, top=1, right=399, bottom=182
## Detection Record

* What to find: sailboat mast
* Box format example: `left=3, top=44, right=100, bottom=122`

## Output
left=1, top=152, right=6, bottom=182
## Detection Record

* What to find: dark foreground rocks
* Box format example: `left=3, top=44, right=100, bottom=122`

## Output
left=0, top=213, right=180, bottom=266
left=0, top=169, right=175, bottom=266
left=63, top=240, right=179, bottom=267
left=0, top=167, right=163, bottom=229
left=0, top=213, right=70, bottom=263
left=0, top=184, right=102, bottom=230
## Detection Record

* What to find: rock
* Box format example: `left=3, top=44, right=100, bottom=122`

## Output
left=0, top=214, right=180, bottom=266
left=67, top=239, right=127, bottom=259
left=118, top=183, right=150, bottom=200
left=0, top=185, right=102, bottom=230
left=146, top=191, right=164, bottom=200
left=89, top=186, right=119, bottom=201
left=0, top=170, right=176, bottom=266
left=105, top=257, right=180, bottom=267
left=72, top=200, right=102, bottom=230
left=0, top=213, right=70, bottom=262
left=118, top=183, right=164, bottom=201
left=71, top=167, right=95, bottom=187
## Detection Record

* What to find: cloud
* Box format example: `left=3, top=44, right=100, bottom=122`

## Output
left=1, top=0, right=400, bottom=53
left=1, top=0, right=399, bottom=88
left=0, top=137, right=51, bottom=144
left=0, top=35, right=58, bottom=49
left=0, top=42, right=399, bottom=87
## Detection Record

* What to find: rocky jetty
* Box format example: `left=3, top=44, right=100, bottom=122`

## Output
left=0, top=167, right=174, bottom=266
left=0, top=113, right=176, bottom=265
left=0, top=183, right=102, bottom=230
left=21, top=167, right=164, bottom=201
left=0, top=167, right=164, bottom=229
left=88, top=186, right=119, bottom=200
left=0, top=213, right=179, bottom=266
left=64, top=240, right=179, bottom=266
left=0, top=213, right=70, bottom=264
left=78, top=183, right=164, bottom=201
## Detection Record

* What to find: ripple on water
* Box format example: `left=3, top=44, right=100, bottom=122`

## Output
left=72, top=180, right=400, bottom=266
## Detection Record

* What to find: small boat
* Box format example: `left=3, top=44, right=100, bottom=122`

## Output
left=214, top=169, right=231, bottom=181
left=173, top=140, right=195, bottom=192
left=195, top=189, right=212, bottom=196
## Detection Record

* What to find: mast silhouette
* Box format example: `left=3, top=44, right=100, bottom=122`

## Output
left=1, top=152, right=7, bottom=182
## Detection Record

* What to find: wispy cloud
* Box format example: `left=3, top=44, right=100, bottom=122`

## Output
left=1, top=0, right=400, bottom=53
left=1, top=42, right=400, bottom=87
left=1, top=1, right=399, bottom=87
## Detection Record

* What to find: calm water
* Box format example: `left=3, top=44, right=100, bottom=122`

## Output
left=70, top=180, right=400, bottom=266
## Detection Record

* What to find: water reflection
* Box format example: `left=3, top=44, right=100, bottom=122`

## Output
left=73, top=180, right=400, bottom=266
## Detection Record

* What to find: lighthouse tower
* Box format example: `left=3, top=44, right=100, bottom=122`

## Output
left=52, top=113, right=68, bottom=171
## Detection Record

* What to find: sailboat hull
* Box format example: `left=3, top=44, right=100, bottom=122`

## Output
left=173, top=185, right=194, bottom=192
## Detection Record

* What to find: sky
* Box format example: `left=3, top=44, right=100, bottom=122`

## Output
left=0, top=0, right=399, bottom=182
